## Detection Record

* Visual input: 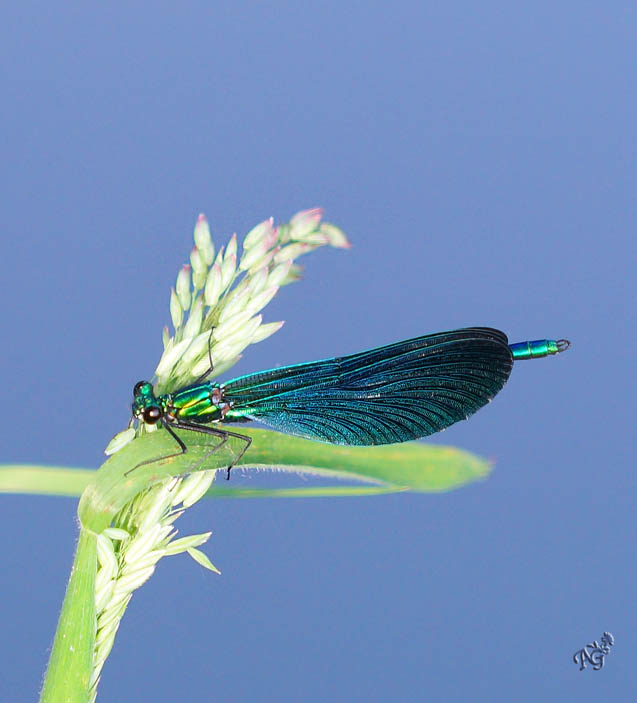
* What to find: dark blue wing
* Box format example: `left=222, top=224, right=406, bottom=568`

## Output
left=222, top=327, right=513, bottom=445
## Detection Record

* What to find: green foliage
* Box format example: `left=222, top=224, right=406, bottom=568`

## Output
left=1, top=428, right=491, bottom=506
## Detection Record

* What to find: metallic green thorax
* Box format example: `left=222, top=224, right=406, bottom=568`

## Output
left=168, top=384, right=224, bottom=422
left=509, top=338, right=570, bottom=360
left=133, top=380, right=232, bottom=425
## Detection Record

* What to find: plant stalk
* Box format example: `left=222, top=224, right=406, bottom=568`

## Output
left=40, top=528, right=97, bottom=703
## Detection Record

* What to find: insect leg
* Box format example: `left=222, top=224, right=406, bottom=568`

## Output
left=124, top=423, right=188, bottom=476
left=124, top=417, right=251, bottom=480
left=173, top=420, right=252, bottom=480
left=192, top=328, right=216, bottom=385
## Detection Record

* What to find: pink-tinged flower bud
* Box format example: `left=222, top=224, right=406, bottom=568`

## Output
left=290, top=207, right=324, bottom=239
left=276, top=223, right=291, bottom=243
left=180, top=329, right=212, bottom=364
left=219, top=287, right=249, bottom=323
left=190, top=247, right=207, bottom=290
left=239, top=237, right=269, bottom=271
left=213, top=245, right=225, bottom=267
left=193, top=214, right=215, bottom=265
left=204, top=263, right=223, bottom=306
left=265, top=225, right=278, bottom=249
left=249, top=248, right=276, bottom=272
left=158, top=208, right=349, bottom=390
left=296, top=231, right=329, bottom=245
left=274, top=242, right=311, bottom=263
left=170, top=287, right=183, bottom=330
left=214, top=310, right=253, bottom=341
left=252, top=320, right=285, bottom=343
left=176, top=265, right=191, bottom=311
left=246, top=285, right=279, bottom=316
left=182, top=299, right=203, bottom=339
left=243, top=216, right=274, bottom=249
left=220, top=253, right=237, bottom=291
left=162, top=326, right=171, bottom=349
left=215, top=315, right=262, bottom=357
left=267, top=260, right=292, bottom=287
left=225, top=233, right=238, bottom=261
left=280, top=264, right=303, bottom=285
left=155, top=337, right=192, bottom=378
left=247, top=266, right=269, bottom=295
left=320, top=222, right=351, bottom=248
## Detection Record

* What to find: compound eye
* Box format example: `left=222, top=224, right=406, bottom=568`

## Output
left=134, top=380, right=150, bottom=397
left=143, top=406, right=162, bottom=424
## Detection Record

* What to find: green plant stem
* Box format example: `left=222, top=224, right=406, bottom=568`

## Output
left=40, top=528, right=97, bottom=703
left=39, top=428, right=246, bottom=703
left=30, top=428, right=490, bottom=702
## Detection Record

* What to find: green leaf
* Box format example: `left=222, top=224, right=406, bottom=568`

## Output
left=1, top=428, right=491, bottom=509
left=228, top=428, right=491, bottom=493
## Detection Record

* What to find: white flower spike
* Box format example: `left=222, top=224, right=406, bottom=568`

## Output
left=153, top=208, right=349, bottom=394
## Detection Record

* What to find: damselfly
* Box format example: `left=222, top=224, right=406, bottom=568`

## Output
left=132, top=328, right=569, bottom=476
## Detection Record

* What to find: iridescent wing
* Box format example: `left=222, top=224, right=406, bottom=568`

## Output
left=222, top=327, right=513, bottom=445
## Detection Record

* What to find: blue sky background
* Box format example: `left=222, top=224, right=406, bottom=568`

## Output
left=1, top=2, right=635, bottom=701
